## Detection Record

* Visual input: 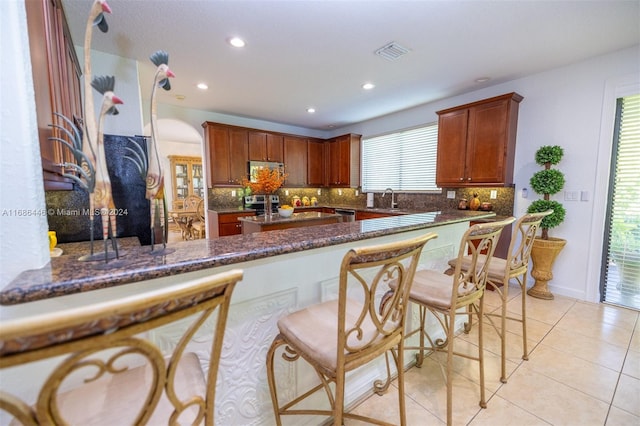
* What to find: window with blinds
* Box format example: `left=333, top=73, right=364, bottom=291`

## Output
left=361, top=124, right=439, bottom=193
left=602, top=93, right=640, bottom=306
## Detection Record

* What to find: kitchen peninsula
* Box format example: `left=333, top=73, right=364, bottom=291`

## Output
left=240, top=211, right=342, bottom=233
left=1, top=210, right=495, bottom=425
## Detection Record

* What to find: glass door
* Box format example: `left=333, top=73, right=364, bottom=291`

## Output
left=174, top=161, right=189, bottom=207
left=191, top=163, right=204, bottom=198
left=601, top=93, right=640, bottom=309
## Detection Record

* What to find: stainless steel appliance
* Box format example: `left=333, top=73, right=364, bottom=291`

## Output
left=244, top=195, right=279, bottom=216
left=247, top=161, right=284, bottom=182
left=334, top=208, right=356, bottom=222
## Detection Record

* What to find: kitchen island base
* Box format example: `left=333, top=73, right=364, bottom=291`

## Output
left=1, top=213, right=493, bottom=425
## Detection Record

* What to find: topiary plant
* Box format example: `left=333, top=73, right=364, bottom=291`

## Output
left=527, top=145, right=566, bottom=239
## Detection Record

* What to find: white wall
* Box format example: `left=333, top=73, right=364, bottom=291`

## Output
left=337, top=45, right=640, bottom=302
left=80, top=49, right=144, bottom=136
left=0, top=1, right=50, bottom=287
left=2, top=0, right=638, bottom=302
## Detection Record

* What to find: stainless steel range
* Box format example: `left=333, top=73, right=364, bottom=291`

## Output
left=244, top=195, right=279, bottom=216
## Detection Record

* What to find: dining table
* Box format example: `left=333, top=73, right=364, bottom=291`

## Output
left=169, top=209, right=198, bottom=240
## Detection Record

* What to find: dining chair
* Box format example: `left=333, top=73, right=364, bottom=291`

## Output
left=0, top=269, right=243, bottom=425
left=398, top=217, right=514, bottom=426
left=192, top=199, right=206, bottom=239
left=447, top=210, right=553, bottom=383
left=182, top=195, right=202, bottom=211
left=266, top=232, right=438, bottom=426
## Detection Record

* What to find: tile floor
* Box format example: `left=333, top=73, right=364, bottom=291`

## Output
left=347, top=283, right=640, bottom=425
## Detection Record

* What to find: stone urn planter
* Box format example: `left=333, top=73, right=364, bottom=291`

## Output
left=526, top=145, right=567, bottom=300
left=527, top=237, right=567, bottom=300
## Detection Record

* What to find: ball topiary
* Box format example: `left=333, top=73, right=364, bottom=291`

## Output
left=527, top=145, right=566, bottom=239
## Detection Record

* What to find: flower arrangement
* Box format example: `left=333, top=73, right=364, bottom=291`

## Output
left=242, top=167, right=287, bottom=194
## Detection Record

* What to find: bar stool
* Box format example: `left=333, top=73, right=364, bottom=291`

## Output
left=398, top=217, right=515, bottom=426
left=0, top=269, right=242, bottom=425
left=447, top=210, right=553, bottom=383
left=266, top=232, right=437, bottom=426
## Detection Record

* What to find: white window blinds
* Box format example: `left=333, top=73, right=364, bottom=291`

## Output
left=361, top=124, right=439, bottom=192
left=603, top=93, right=640, bottom=304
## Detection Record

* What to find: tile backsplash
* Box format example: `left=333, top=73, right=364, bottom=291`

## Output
left=209, top=186, right=514, bottom=217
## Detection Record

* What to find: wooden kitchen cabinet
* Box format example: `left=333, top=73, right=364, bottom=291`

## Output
left=248, top=131, right=284, bottom=162
left=356, top=211, right=392, bottom=220
left=209, top=211, right=256, bottom=237
left=307, top=138, right=325, bottom=186
left=436, top=93, right=523, bottom=187
left=169, top=156, right=204, bottom=209
left=326, top=134, right=361, bottom=187
left=284, top=135, right=308, bottom=186
left=26, top=0, right=83, bottom=190
left=202, top=122, right=248, bottom=187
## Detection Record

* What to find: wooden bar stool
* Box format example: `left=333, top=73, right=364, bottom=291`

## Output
left=447, top=210, right=553, bottom=383
left=397, top=217, right=515, bottom=426
left=0, top=269, right=243, bottom=425
left=266, top=232, right=437, bottom=426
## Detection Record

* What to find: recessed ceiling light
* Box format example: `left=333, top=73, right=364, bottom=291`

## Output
left=175, top=94, right=186, bottom=101
left=197, top=83, right=208, bottom=90
left=362, top=82, right=375, bottom=90
left=306, top=107, right=316, bottom=113
left=475, top=77, right=490, bottom=83
left=228, top=37, right=246, bottom=48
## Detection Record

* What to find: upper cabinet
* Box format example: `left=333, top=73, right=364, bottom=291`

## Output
left=307, top=138, right=325, bottom=186
left=202, top=122, right=248, bottom=187
left=326, top=134, right=361, bottom=188
left=202, top=122, right=362, bottom=189
left=283, top=136, right=308, bottom=186
left=26, top=0, right=83, bottom=190
left=436, top=93, right=523, bottom=187
left=248, top=131, right=284, bottom=162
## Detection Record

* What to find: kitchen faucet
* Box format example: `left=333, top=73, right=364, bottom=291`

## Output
left=382, top=188, right=398, bottom=209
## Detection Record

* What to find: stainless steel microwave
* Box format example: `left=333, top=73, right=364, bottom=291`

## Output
left=247, top=161, right=284, bottom=182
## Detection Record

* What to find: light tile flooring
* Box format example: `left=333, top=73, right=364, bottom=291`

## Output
left=348, top=283, right=640, bottom=425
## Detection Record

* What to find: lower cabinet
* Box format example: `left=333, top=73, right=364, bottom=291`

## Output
left=469, top=220, right=511, bottom=259
left=209, top=211, right=256, bottom=238
left=356, top=211, right=392, bottom=221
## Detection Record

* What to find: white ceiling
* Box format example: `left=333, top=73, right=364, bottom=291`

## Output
left=61, top=0, right=639, bottom=131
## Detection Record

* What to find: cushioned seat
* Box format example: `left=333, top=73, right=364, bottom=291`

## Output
left=395, top=217, right=515, bottom=426
left=446, top=211, right=552, bottom=383
left=266, top=232, right=437, bottom=426
left=0, top=269, right=243, bottom=425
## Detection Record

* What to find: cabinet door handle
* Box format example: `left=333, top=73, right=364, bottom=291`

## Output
left=467, top=177, right=472, bottom=181
left=459, top=177, right=464, bottom=181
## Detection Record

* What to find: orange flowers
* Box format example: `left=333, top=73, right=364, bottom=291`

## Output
left=242, top=167, right=287, bottom=194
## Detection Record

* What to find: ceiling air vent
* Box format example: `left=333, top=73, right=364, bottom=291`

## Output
left=374, top=42, right=410, bottom=61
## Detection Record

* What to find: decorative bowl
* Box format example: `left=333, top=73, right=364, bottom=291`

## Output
left=278, top=207, right=294, bottom=218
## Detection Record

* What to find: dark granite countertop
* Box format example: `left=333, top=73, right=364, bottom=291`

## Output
left=1, top=210, right=494, bottom=305
left=239, top=211, right=341, bottom=224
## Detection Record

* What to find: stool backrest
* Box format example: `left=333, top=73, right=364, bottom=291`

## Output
left=450, top=218, right=515, bottom=308
left=0, top=269, right=243, bottom=425
left=337, top=232, right=437, bottom=364
left=507, top=210, right=554, bottom=273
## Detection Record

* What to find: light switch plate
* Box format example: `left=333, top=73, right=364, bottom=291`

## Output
left=231, top=190, right=236, bottom=197
left=447, top=191, right=456, bottom=199
left=564, top=190, right=579, bottom=201
left=581, top=191, right=589, bottom=201
left=490, top=190, right=497, bottom=199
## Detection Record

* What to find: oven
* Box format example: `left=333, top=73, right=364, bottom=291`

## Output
left=244, top=195, right=279, bottom=216
left=334, top=208, right=356, bottom=222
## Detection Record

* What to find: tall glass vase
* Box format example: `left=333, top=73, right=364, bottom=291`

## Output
left=265, top=195, right=273, bottom=220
